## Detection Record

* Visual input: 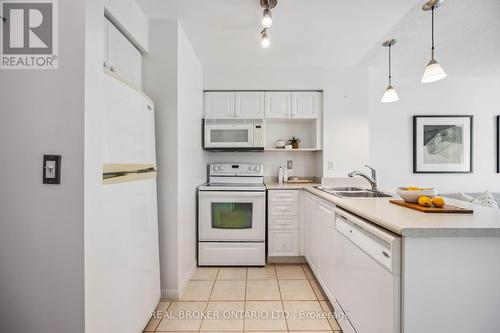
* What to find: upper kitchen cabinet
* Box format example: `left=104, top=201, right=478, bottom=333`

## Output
left=265, top=92, right=321, bottom=119
left=205, top=92, right=264, bottom=119
left=104, top=18, right=142, bottom=88
left=292, top=92, right=321, bottom=119
left=265, top=92, right=292, bottom=118
left=204, top=92, right=235, bottom=119
left=235, top=92, right=265, bottom=119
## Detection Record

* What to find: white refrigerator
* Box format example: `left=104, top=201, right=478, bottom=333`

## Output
left=100, top=72, right=160, bottom=333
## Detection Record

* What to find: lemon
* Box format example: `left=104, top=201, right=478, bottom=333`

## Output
left=418, top=196, right=433, bottom=207
left=432, top=196, right=445, bottom=208
left=407, top=186, right=422, bottom=191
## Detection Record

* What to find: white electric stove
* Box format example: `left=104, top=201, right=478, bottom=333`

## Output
left=198, top=163, right=266, bottom=266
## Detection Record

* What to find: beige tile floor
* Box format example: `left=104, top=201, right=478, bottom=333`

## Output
left=144, top=264, right=342, bottom=333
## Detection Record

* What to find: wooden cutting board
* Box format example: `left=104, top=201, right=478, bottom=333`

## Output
left=390, top=200, right=473, bottom=214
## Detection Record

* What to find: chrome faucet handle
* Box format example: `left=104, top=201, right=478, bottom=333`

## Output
left=364, top=165, right=377, bottom=182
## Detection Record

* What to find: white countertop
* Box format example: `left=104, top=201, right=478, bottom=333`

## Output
left=304, top=186, right=500, bottom=237
left=265, top=182, right=320, bottom=190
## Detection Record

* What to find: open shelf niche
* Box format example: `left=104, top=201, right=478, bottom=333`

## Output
left=264, top=118, right=322, bottom=151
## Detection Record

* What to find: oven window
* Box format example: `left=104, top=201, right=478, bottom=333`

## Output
left=210, top=130, right=249, bottom=143
left=211, top=203, right=253, bottom=229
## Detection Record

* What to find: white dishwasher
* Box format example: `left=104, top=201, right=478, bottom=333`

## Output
left=334, top=208, right=401, bottom=333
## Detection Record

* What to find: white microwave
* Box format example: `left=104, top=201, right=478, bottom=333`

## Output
left=204, top=119, right=265, bottom=151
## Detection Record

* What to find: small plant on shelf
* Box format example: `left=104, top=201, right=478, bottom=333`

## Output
left=288, top=136, right=301, bottom=149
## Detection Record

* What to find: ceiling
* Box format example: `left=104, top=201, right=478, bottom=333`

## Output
left=362, top=0, right=500, bottom=77
left=137, top=0, right=421, bottom=68
left=137, top=0, right=500, bottom=76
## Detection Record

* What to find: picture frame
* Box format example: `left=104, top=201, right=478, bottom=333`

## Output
left=497, top=116, right=500, bottom=173
left=413, top=115, right=473, bottom=173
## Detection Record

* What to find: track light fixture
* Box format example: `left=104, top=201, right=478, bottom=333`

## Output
left=261, top=29, right=270, bottom=48
left=381, top=39, right=399, bottom=103
left=421, top=0, right=447, bottom=83
left=259, top=0, right=277, bottom=48
left=262, top=8, right=272, bottom=28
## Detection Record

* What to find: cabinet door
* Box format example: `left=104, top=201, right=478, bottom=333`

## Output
left=268, top=230, right=299, bottom=256
left=292, top=92, right=320, bottom=119
left=107, top=20, right=142, bottom=88
left=204, top=92, right=235, bottom=119
left=235, top=92, right=264, bottom=119
left=265, top=92, right=292, bottom=118
left=304, top=193, right=318, bottom=270
left=317, top=200, right=336, bottom=300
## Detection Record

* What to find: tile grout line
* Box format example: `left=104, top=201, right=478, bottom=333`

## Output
left=274, top=265, right=291, bottom=332
left=243, top=267, right=248, bottom=332
left=302, top=264, right=338, bottom=332
left=198, top=268, right=219, bottom=333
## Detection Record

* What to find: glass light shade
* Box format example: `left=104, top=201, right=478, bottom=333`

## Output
left=262, top=9, right=272, bottom=28
left=261, top=34, right=270, bottom=48
left=421, top=59, right=447, bottom=83
left=381, top=85, right=399, bottom=103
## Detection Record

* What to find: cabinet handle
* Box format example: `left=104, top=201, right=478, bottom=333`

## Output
left=382, top=251, right=390, bottom=259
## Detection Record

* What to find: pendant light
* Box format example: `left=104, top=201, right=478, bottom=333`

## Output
left=381, top=39, right=399, bottom=103
left=421, top=0, right=447, bottom=83
left=259, top=0, right=277, bottom=48
left=260, top=29, right=270, bottom=48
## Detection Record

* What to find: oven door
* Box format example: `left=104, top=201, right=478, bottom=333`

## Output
left=204, top=124, right=254, bottom=148
left=199, top=191, right=265, bottom=241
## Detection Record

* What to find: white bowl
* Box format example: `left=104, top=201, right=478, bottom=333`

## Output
left=396, top=187, right=438, bottom=203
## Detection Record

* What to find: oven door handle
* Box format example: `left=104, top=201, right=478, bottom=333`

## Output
left=199, top=191, right=265, bottom=198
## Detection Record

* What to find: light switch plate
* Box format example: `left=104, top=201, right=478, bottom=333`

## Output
left=43, top=154, right=61, bottom=184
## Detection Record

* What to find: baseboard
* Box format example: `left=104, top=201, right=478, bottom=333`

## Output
left=268, top=256, right=307, bottom=264
left=160, top=261, right=197, bottom=300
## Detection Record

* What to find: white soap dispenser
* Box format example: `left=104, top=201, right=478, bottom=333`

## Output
left=283, top=164, right=288, bottom=183
left=278, top=166, right=283, bottom=184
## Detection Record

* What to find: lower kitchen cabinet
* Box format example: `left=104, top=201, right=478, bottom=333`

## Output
left=316, top=199, right=336, bottom=300
left=268, top=229, right=299, bottom=256
left=304, top=191, right=337, bottom=300
left=268, top=189, right=300, bottom=258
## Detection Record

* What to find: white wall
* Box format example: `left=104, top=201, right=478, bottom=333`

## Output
left=176, top=25, right=205, bottom=292
left=369, top=67, right=500, bottom=193
left=144, top=20, right=205, bottom=298
left=0, top=1, right=87, bottom=332
left=204, top=67, right=370, bottom=178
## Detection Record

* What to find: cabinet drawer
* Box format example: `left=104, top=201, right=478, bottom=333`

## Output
left=268, top=202, right=298, bottom=216
left=268, top=230, right=299, bottom=257
left=268, top=215, right=298, bottom=230
left=268, top=190, right=299, bottom=203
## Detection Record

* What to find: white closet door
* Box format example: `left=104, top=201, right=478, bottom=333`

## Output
left=107, top=20, right=142, bottom=88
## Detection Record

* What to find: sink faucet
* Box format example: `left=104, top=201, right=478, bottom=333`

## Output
left=348, top=165, right=378, bottom=191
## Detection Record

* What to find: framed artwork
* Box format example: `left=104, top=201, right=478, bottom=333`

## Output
left=413, top=115, right=473, bottom=173
left=497, top=116, right=500, bottom=173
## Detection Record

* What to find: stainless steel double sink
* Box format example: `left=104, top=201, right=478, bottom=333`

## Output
left=315, top=186, right=392, bottom=198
